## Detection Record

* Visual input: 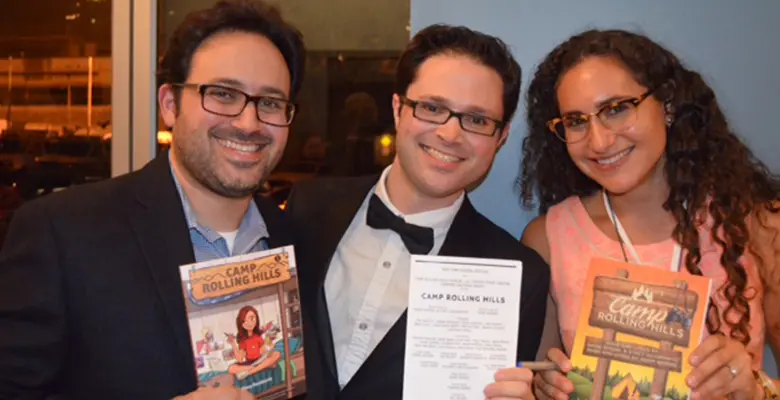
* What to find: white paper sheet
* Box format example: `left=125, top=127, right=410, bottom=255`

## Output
left=403, top=255, right=523, bottom=400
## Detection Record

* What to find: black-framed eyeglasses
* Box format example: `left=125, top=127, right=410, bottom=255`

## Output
left=547, top=88, right=656, bottom=144
left=173, top=83, right=296, bottom=127
left=399, top=96, right=505, bottom=137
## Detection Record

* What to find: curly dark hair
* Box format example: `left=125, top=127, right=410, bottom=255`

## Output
left=519, top=29, right=780, bottom=346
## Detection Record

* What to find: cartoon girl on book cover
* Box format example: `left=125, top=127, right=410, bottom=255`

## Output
left=226, top=305, right=282, bottom=380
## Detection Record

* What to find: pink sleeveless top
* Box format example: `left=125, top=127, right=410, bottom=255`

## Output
left=546, top=196, right=766, bottom=369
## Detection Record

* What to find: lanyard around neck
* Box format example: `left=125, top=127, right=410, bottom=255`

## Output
left=601, top=191, right=683, bottom=273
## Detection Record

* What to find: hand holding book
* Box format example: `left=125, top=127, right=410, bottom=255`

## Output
left=547, top=259, right=715, bottom=400
left=532, top=336, right=764, bottom=400
left=686, top=334, right=758, bottom=400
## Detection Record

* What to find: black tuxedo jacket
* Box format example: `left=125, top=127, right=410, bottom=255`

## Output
left=286, top=175, right=550, bottom=400
left=0, top=153, right=294, bottom=400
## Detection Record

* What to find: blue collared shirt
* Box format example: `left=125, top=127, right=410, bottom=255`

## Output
left=169, top=153, right=269, bottom=262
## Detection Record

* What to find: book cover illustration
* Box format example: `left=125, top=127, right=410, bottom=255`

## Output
left=568, top=258, right=712, bottom=400
left=179, top=245, right=305, bottom=399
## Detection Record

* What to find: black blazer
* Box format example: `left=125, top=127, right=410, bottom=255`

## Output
left=0, top=153, right=294, bottom=400
left=286, top=175, right=550, bottom=400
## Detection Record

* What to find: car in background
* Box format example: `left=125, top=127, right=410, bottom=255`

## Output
left=33, top=135, right=110, bottom=193
left=0, top=132, right=37, bottom=190
left=0, top=185, right=24, bottom=247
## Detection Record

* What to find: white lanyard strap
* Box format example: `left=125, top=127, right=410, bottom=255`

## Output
left=602, top=191, right=683, bottom=272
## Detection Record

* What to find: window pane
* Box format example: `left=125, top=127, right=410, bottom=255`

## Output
left=157, top=0, right=410, bottom=209
left=0, top=0, right=113, bottom=246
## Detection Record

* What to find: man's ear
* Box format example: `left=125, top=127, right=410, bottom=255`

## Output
left=497, top=123, right=510, bottom=150
left=158, top=83, right=179, bottom=128
left=392, top=93, right=402, bottom=128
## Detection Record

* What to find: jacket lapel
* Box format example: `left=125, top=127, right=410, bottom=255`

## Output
left=311, top=175, right=379, bottom=285
left=124, top=155, right=298, bottom=379
left=125, top=154, right=196, bottom=371
left=253, top=194, right=293, bottom=248
left=309, top=175, right=379, bottom=382
left=437, top=196, right=481, bottom=258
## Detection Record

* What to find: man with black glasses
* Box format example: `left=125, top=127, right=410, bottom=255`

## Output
left=286, top=24, right=550, bottom=400
left=0, top=1, right=305, bottom=399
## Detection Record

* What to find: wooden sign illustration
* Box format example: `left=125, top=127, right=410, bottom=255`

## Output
left=586, top=269, right=699, bottom=400
left=187, top=252, right=291, bottom=302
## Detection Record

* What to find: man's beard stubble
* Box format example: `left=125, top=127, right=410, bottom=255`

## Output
left=175, top=125, right=278, bottom=199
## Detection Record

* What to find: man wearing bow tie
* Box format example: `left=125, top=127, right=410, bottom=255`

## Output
left=286, top=24, right=550, bottom=400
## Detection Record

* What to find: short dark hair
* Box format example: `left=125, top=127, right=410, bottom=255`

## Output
left=158, top=0, right=306, bottom=99
left=395, top=24, right=521, bottom=123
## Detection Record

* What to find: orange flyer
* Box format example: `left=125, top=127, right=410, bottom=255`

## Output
left=568, top=257, right=712, bottom=400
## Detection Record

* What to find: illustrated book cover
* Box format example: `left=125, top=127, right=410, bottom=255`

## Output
left=179, top=245, right=305, bottom=399
left=567, top=258, right=712, bottom=400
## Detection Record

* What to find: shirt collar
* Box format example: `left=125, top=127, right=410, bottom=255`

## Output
left=374, top=165, right=464, bottom=232
left=168, top=151, right=269, bottom=247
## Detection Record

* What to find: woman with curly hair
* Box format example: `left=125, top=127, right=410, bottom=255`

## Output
left=518, top=29, right=780, bottom=400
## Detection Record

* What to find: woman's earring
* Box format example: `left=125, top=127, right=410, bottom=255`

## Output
left=664, top=103, right=675, bottom=127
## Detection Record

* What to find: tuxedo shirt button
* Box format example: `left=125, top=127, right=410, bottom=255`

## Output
left=382, top=261, right=391, bottom=268
left=358, top=322, right=368, bottom=330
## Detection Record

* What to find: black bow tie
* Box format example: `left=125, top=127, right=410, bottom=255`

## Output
left=366, top=194, right=434, bottom=255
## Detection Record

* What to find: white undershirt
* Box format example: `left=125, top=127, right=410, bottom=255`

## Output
left=217, top=230, right=239, bottom=255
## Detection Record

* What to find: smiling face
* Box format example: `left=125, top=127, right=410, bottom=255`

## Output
left=242, top=310, right=258, bottom=333
left=159, top=30, right=291, bottom=198
left=390, top=53, right=508, bottom=207
left=556, top=56, right=668, bottom=195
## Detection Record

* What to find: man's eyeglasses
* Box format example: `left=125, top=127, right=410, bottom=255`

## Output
left=547, top=88, right=656, bottom=144
left=399, top=96, right=505, bottom=137
left=173, top=83, right=296, bottom=127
